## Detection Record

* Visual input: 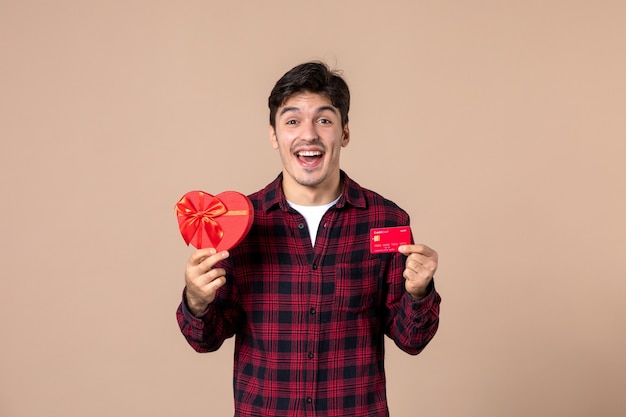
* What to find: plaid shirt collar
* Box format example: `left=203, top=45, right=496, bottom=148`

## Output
left=260, top=170, right=367, bottom=213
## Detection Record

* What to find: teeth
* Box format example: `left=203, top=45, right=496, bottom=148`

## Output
left=297, top=151, right=322, bottom=157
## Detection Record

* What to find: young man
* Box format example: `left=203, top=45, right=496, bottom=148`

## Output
left=177, top=61, right=441, bottom=417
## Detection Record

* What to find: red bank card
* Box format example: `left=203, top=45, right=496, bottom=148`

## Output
left=370, top=226, right=412, bottom=253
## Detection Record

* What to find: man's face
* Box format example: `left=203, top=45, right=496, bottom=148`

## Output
left=269, top=92, right=350, bottom=200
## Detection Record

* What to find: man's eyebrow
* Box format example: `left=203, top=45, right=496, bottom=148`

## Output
left=317, top=105, right=339, bottom=115
left=279, top=106, right=301, bottom=116
left=279, top=105, right=339, bottom=117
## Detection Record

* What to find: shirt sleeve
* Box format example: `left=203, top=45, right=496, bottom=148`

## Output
left=384, top=254, right=441, bottom=355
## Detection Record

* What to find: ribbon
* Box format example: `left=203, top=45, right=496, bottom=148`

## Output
left=175, top=192, right=228, bottom=248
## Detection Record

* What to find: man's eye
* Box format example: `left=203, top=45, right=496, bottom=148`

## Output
left=318, top=118, right=331, bottom=124
left=286, top=120, right=298, bottom=125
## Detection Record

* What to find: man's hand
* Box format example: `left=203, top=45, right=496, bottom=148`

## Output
left=398, top=244, right=438, bottom=300
left=184, top=248, right=230, bottom=316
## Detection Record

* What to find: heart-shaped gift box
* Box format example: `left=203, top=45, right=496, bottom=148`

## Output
left=175, top=191, right=254, bottom=251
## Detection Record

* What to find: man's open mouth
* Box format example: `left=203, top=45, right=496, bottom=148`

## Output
left=295, top=150, right=324, bottom=166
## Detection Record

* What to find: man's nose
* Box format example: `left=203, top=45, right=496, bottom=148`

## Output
left=300, top=120, right=318, bottom=141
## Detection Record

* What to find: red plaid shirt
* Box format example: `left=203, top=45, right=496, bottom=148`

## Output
left=177, top=171, right=441, bottom=417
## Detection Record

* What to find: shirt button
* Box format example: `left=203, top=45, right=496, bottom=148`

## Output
left=312, top=264, right=318, bottom=270
left=308, top=352, right=314, bottom=359
left=298, top=223, right=305, bottom=229
left=306, top=397, right=313, bottom=404
left=310, top=308, right=316, bottom=315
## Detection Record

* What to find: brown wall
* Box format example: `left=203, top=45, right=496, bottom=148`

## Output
left=1, top=1, right=625, bottom=416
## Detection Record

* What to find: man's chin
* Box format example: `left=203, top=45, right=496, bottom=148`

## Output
left=292, top=168, right=329, bottom=186
left=294, top=175, right=324, bottom=188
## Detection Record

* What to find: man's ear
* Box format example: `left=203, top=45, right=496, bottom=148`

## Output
left=269, top=125, right=278, bottom=149
left=342, top=123, right=350, bottom=147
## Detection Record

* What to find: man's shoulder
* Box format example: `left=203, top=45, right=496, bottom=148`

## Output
left=360, top=185, right=408, bottom=213
left=246, top=174, right=283, bottom=212
left=342, top=173, right=409, bottom=220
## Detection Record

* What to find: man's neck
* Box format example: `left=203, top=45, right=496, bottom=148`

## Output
left=282, top=175, right=343, bottom=206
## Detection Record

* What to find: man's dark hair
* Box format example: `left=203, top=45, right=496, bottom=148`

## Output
left=268, top=61, right=350, bottom=128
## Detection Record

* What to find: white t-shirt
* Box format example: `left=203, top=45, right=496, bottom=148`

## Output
left=288, top=197, right=340, bottom=247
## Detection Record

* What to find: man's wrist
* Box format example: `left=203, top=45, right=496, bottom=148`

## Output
left=408, top=290, right=428, bottom=301
left=408, top=279, right=434, bottom=301
left=184, top=289, right=210, bottom=316
left=188, top=302, right=209, bottom=317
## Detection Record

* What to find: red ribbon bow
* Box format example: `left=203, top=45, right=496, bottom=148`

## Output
left=175, top=192, right=227, bottom=248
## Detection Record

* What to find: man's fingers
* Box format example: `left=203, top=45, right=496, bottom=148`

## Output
left=196, top=267, right=227, bottom=286
left=206, top=275, right=227, bottom=293
left=189, top=247, right=217, bottom=265
left=185, top=266, right=228, bottom=313
left=398, top=244, right=437, bottom=258
left=184, top=249, right=230, bottom=315
left=197, top=250, right=230, bottom=272
left=186, top=249, right=230, bottom=281
left=406, top=253, right=437, bottom=268
left=401, top=244, right=438, bottom=286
